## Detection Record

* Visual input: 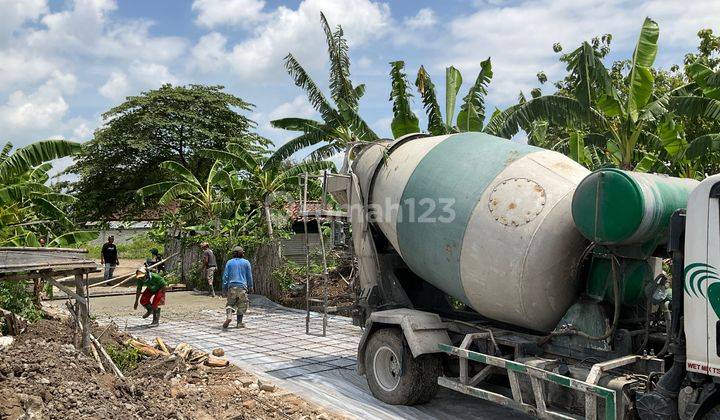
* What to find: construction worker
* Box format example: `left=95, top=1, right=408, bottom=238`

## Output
left=201, top=242, right=217, bottom=297
left=148, top=248, right=165, bottom=273
left=222, top=246, right=253, bottom=329
left=100, top=235, right=119, bottom=281
left=133, top=266, right=167, bottom=327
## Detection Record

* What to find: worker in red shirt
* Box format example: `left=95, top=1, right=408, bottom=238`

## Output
left=133, top=266, right=167, bottom=327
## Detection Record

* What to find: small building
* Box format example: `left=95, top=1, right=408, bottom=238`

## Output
left=84, top=204, right=178, bottom=245
left=280, top=201, right=348, bottom=264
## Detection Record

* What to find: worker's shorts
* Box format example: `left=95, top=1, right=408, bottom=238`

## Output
left=206, top=266, right=216, bottom=285
left=226, top=287, right=248, bottom=314
left=140, top=287, right=166, bottom=310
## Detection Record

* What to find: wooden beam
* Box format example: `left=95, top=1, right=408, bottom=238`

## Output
left=0, top=247, right=88, bottom=253
left=45, top=277, right=86, bottom=305
left=75, top=273, right=90, bottom=353
left=0, top=269, right=97, bottom=282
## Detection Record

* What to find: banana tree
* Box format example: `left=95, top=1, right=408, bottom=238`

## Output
left=489, top=18, right=665, bottom=170
left=389, top=61, right=420, bottom=138
left=200, top=144, right=334, bottom=237
left=270, top=13, right=378, bottom=163
left=412, top=58, right=493, bottom=135
left=0, top=140, right=97, bottom=246
left=137, top=160, right=233, bottom=233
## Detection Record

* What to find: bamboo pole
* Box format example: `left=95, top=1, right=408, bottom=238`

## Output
left=66, top=302, right=124, bottom=380
left=90, top=335, right=125, bottom=380
left=75, top=272, right=91, bottom=353
left=107, top=253, right=178, bottom=290
left=90, top=342, right=106, bottom=372
left=46, top=277, right=87, bottom=305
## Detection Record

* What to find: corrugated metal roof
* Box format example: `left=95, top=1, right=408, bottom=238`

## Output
left=0, top=247, right=99, bottom=279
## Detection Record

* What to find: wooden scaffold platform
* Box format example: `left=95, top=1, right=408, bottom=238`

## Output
left=0, top=247, right=99, bottom=353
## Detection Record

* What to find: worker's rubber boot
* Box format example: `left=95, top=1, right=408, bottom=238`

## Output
left=236, top=313, right=245, bottom=328
left=222, top=308, right=232, bottom=329
left=148, top=308, right=160, bottom=327
left=142, top=305, right=153, bottom=319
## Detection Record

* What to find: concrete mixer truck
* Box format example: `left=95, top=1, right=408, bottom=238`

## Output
left=324, top=131, right=720, bottom=419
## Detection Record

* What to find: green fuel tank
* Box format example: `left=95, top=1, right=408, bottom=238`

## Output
left=572, top=169, right=699, bottom=245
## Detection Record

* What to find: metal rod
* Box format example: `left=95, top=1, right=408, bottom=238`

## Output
left=302, top=173, right=311, bottom=335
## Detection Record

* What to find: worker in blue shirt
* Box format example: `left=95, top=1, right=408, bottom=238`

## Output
left=222, top=246, right=254, bottom=328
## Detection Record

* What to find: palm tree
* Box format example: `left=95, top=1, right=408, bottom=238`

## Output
left=410, top=58, right=494, bottom=135
left=270, top=13, right=378, bottom=162
left=201, top=144, right=334, bottom=237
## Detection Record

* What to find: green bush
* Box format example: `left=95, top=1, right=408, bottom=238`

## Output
left=87, top=233, right=164, bottom=260
left=0, top=281, right=42, bottom=327
left=272, top=254, right=334, bottom=292
left=272, top=260, right=306, bottom=291
left=106, top=344, right=140, bottom=372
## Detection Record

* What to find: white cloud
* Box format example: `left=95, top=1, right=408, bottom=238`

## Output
left=72, top=121, right=94, bottom=139
left=0, top=72, right=75, bottom=129
left=190, top=32, right=229, bottom=73
left=446, top=0, right=720, bottom=107
left=192, top=0, right=267, bottom=28
left=227, top=0, right=392, bottom=80
left=404, top=8, right=436, bottom=29
left=0, top=0, right=48, bottom=46
left=0, top=49, right=60, bottom=90
left=267, top=95, right=316, bottom=121
left=129, top=62, right=178, bottom=87
left=24, top=0, right=186, bottom=63
left=100, top=63, right=178, bottom=101
left=99, top=71, right=130, bottom=100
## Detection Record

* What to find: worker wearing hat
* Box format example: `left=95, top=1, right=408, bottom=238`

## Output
left=133, top=266, right=167, bottom=327
left=221, top=246, right=253, bottom=328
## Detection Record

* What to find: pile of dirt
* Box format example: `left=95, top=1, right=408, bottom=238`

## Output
left=0, top=318, right=341, bottom=419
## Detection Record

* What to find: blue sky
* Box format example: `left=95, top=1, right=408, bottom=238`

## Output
left=1, top=0, right=719, bottom=170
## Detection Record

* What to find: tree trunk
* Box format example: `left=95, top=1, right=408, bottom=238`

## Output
left=251, top=241, right=282, bottom=301
left=263, top=201, right=274, bottom=237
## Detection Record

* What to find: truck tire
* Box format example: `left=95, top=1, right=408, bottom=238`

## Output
left=364, top=328, right=441, bottom=405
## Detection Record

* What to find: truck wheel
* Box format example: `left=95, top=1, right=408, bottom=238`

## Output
left=364, top=328, right=440, bottom=405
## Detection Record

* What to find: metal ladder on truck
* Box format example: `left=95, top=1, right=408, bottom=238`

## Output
left=300, top=171, right=351, bottom=336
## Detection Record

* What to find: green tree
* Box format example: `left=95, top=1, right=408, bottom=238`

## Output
left=201, top=144, right=334, bottom=237
left=270, top=13, right=378, bottom=163
left=136, top=160, right=233, bottom=232
left=413, top=58, right=494, bottom=135
left=389, top=61, right=420, bottom=138
left=488, top=18, right=666, bottom=170
left=69, top=84, right=264, bottom=220
left=489, top=19, right=720, bottom=176
left=0, top=140, right=97, bottom=246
